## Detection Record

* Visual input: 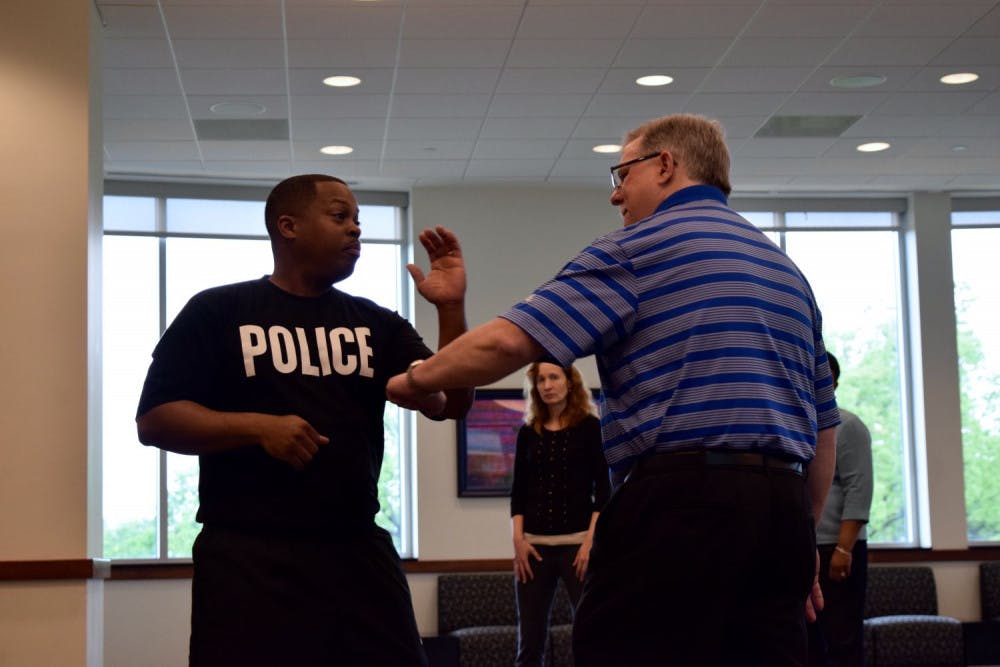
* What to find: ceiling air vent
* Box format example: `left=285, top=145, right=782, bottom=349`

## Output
left=754, top=115, right=861, bottom=138
left=194, top=119, right=289, bottom=141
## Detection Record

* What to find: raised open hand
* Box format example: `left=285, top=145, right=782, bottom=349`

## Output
left=407, top=226, right=466, bottom=306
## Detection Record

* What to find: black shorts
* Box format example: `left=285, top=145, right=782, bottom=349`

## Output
left=189, top=525, right=427, bottom=667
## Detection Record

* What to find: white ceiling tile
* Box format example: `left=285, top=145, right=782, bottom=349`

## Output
left=103, top=119, right=195, bottom=142
left=827, top=37, right=954, bottom=66
left=106, top=141, right=201, bottom=160
left=288, top=69, right=396, bottom=95
left=700, top=68, right=815, bottom=94
left=743, top=4, right=872, bottom=37
left=508, top=40, right=622, bottom=68
left=402, top=6, right=523, bottom=39
left=290, top=160, right=382, bottom=180
left=105, top=161, right=207, bottom=176
left=200, top=141, right=291, bottom=160
left=291, top=94, right=390, bottom=119
left=560, top=139, right=624, bottom=160
left=480, top=117, right=581, bottom=139
left=871, top=174, right=959, bottom=189
left=393, top=94, right=492, bottom=117
left=199, top=162, right=294, bottom=177
left=185, top=95, right=288, bottom=118
left=464, top=160, right=556, bottom=181
left=967, top=91, right=1000, bottom=115
left=173, top=40, right=286, bottom=68
left=517, top=5, right=642, bottom=39
left=930, top=37, right=1000, bottom=67
left=711, top=116, right=772, bottom=140
left=293, top=140, right=384, bottom=160
left=104, top=95, right=191, bottom=119
left=571, top=117, right=649, bottom=140
left=631, top=5, right=759, bottom=38
left=100, top=5, right=164, bottom=38
left=103, top=38, right=174, bottom=68
left=488, top=94, right=592, bottom=117
left=841, top=115, right=950, bottom=137
left=287, top=40, right=398, bottom=68
left=497, top=69, right=605, bottom=94
left=777, top=92, right=888, bottom=115
left=585, top=93, right=690, bottom=118
left=472, top=139, right=566, bottom=159
left=965, top=5, right=1000, bottom=36
left=284, top=6, right=403, bottom=40
left=161, top=6, right=282, bottom=38
left=105, top=69, right=182, bottom=96
left=720, top=38, right=844, bottom=68
left=385, top=140, right=475, bottom=160
left=293, top=118, right=388, bottom=141
left=947, top=173, right=1000, bottom=188
left=904, top=137, right=1000, bottom=157
left=821, top=137, right=919, bottom=158
left=379, top=160, right=468, bottom=180
left=855, top=4, right=992, bottom=37
left=873, top=91, right=988, bottom=115
left=686, top=93, right=786, bottom=116
left=903, top=66, right=999, bottom=92
left=182, top=69, right=287, bottom=96
left=800, top=67, right=921, bottom=93
left=386, top=118, right=484, bottom=140
left=599, top=68, right=710, bottom=94
left=398, top=40, right=511, bottom=68
left=615, top=39, right=732, bottom=68
left=547, top=159, right=611, bottom=184
left=734, top=138, right=839, bottom=159
left=782, top=174, right=877, bottom=190
left=938, top=114, right=1000, bottom=136
left=393, top=69, right=501, bottom=95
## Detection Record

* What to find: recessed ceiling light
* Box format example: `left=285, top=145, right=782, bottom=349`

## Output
left=940, top=72, right=979, bottom=85
left=592, top=144, right=621, bottom=154
left=952, top=144, right=968, bottom=152
left=857, top=142, right=890, bottom=153
left=829, top=74, right=887, bottom=89
left=209, top=102, right=266, bottom=116
left=635, top=74, right=674, bottom=87
left=320, top=145, right=354, bottom=156
left=323, top=75, right=362, bottom=88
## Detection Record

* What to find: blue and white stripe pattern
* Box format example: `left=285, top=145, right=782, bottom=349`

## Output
left=502, top=185, right=839, bottom=481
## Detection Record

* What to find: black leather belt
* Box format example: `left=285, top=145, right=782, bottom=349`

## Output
left=630, top=449, right=805, bottom=478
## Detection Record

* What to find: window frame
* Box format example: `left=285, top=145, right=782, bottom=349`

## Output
left=102, top=180, right=415, bottom=561
left=732, top=199, right=919, bottom=547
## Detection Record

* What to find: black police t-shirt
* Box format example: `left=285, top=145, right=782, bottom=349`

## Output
left=137, top=278, right=432, bottom=536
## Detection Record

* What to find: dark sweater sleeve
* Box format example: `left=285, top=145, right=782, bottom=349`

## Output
left=586, top=416, right=611, bottom=509
left=510, top=425, right=532, bottom=517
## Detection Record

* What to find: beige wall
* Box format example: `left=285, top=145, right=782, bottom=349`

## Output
left=0, top=1, right=103, bottom=665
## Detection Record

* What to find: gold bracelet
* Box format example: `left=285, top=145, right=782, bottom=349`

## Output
left=834, top=545, right=853, bottom=557
left=405, top=359, right=433, bottom=395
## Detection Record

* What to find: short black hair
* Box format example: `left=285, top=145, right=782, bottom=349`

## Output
left=826, top=351, right=840, bottom=384
left=264, top=174, right=346, bottom=239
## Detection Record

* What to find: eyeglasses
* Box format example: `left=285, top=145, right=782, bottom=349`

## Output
left=609, top=152, right=660, bottom=189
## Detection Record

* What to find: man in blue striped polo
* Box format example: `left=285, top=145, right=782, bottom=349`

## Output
left=387, top=113, right=839, bottom=666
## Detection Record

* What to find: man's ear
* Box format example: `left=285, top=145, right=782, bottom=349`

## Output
left=276, top=214, right=297, bottom=240
left=656, top=151, right=676, bottom=184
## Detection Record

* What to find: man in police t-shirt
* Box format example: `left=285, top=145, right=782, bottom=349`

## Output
left=136, top=174, right=472, bottom=667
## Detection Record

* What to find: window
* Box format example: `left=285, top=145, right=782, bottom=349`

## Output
left=102, top=184, right=413, bottom=559
left=739, top=207, right=914, bottom=544
left=951, top=209, right=1000, bottom=543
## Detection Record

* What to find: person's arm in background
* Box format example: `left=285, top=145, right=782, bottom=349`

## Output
left=406, top=226, right=475, bottom=418
left=511, top=427, right=541, bottom=583
left=828, top=413, right=874, bottom=579
left=575, top=417, right=610, bottom=580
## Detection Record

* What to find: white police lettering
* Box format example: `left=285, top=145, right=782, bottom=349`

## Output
left=239, top=324, right=374, bottom=378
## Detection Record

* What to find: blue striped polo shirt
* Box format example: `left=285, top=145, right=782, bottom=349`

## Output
left=501, top=185, right=840, bottom=482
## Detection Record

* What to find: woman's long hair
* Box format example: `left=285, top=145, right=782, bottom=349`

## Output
left=523, top=362, right=596, bottom=433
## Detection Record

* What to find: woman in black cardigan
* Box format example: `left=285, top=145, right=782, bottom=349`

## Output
left=511, top=362, right=611, bottom=667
